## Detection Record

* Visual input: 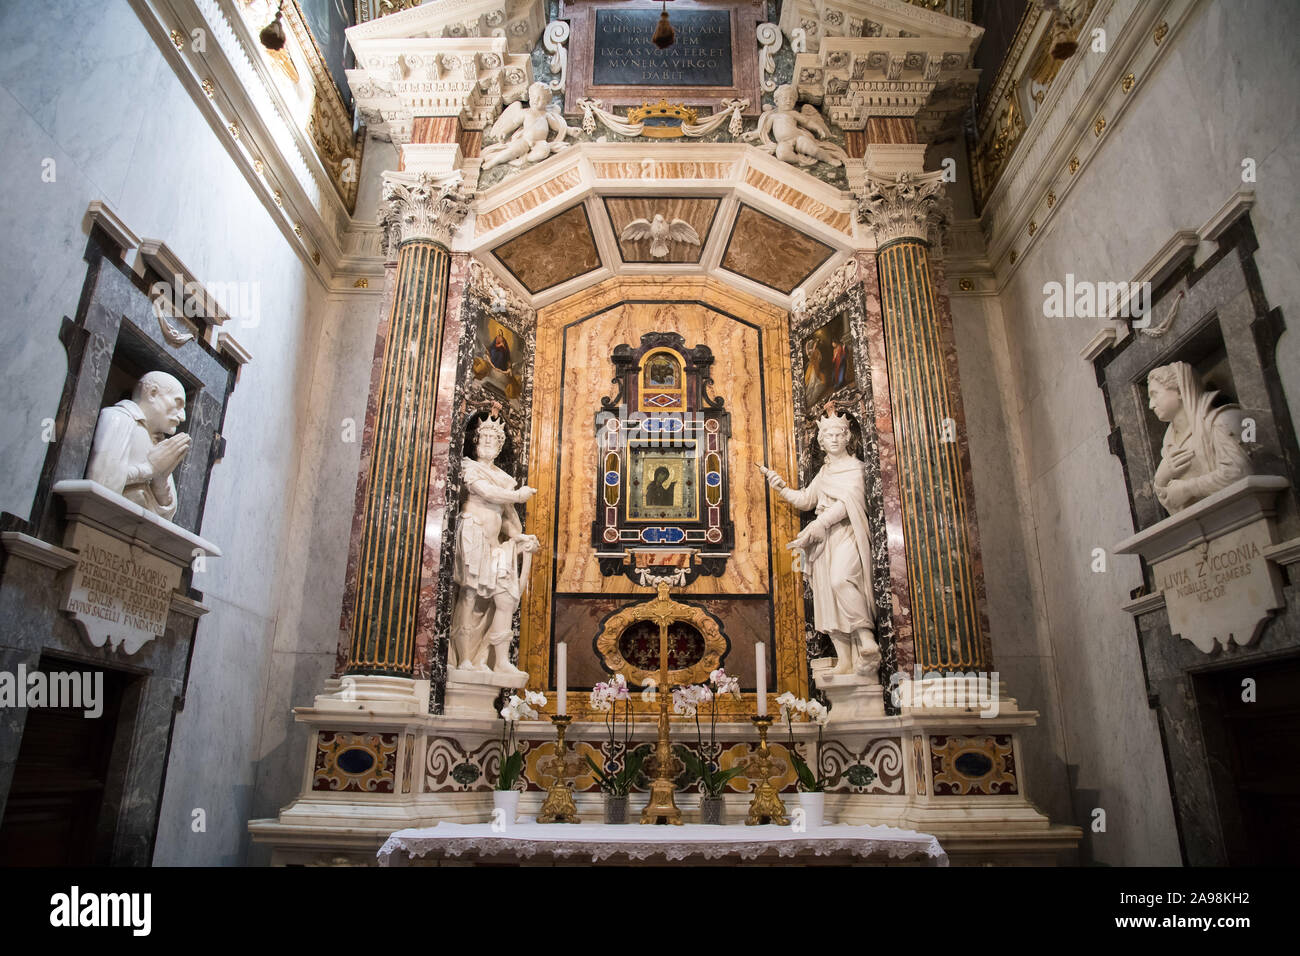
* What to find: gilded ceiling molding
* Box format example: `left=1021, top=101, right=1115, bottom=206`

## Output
left=857, top=170, right=950, bottom=246
left=382, top=172, right=472, bottom=247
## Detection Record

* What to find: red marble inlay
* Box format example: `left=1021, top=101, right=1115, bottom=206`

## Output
left=857, top=253, right=915, bottom=674
left=412, top=253, right=472, bottom=680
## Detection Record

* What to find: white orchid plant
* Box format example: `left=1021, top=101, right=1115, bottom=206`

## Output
left=584, top=674, right=646, bottom=796
left=673, top=668, right=747, bottom=798
left=495, top=689, right=546, bottom=791
left=776, top=692, right=837, bottom=793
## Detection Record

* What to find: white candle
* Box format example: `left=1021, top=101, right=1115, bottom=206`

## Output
left=755, top=642, right=767, bottom=715
left=557, top=642, right=567, bottom=715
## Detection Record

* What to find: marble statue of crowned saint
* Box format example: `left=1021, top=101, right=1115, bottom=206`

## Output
left=1148, top=361, right=1252, bottom=515
left=85, top=370, right=190, bottom=521
left=761, top=408, right=880, bottom=675
left=449, top=411, right=539, bottom=677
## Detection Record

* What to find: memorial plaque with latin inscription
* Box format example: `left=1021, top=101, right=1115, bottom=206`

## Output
left=593, top=9, right=733, bottom=87
left=61, top=523, right=182, bottom=655
left=561, top=0, right=763, bottom=115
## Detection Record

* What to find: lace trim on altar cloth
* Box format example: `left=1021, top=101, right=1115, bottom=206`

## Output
left=377, top=823, right=948, bottom=866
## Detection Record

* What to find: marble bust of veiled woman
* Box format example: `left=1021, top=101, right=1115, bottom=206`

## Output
left=1147, top=361, right=1252, bottom=515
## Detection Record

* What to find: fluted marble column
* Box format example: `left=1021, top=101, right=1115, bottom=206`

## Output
left=344, top=173, right=470, bottom=680
left=860, top=171, right=990, bottom=675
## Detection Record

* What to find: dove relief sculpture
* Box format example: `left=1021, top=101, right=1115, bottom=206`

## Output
left=619, top=214, right=702, bottom=259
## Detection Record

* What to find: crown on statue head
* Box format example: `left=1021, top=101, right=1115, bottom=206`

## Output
left=478, top=412, right=506, bottom=443
left=817, top=402, right=850, bottom=437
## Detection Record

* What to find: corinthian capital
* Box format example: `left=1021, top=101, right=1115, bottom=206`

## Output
left=382, top=171, right=472, bottom=249
left=857, top=170, right=952, bottom=247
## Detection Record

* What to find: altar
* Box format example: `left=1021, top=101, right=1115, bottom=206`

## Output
left=378, top=821, right=947, bottom=867
left=248, top=0, right=1087, bottom=869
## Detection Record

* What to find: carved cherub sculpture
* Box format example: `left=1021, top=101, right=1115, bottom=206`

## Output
left=1148, top=361, right=1252, bottom=514
left=86, top=370, right=190, bottom=520
left=745, top=84, right=849, bottom=168
left=481, top=82, right=581, bottom=171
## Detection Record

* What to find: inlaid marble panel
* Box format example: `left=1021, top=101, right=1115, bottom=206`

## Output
left=491, top=204, right=603, bottom=294
left=720, top=204, right=835, bottom=294
left=523, top=277, right=806, bottom=707
left=556, top=303, right=768, bottom=594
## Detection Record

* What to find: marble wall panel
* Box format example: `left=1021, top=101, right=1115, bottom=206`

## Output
left=523, top=277, right=806, bottom=704
left=491, top=204, right=602, bottom=294
left=555, top=303, right=769, bottom=595
left=720, top=204, right=836, bottom=295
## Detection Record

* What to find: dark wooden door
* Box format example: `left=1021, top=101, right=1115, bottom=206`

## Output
left=0, top=659, right=131, bottom=866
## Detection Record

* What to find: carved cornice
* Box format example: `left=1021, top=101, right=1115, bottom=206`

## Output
left=785, top=2, right=983, bottom=135
left=857, top=170, right=950, bottom=246
left=350, top=0, right=545, bottom=54
left=780, top=0, right=980, bottom=54
left=467, top=258, right=536, bottom=323
left=792, top=258, right=861, bottom=319
left=347, top=40, right=534, bottom=141
left=382, top=172, right=472, bottom=247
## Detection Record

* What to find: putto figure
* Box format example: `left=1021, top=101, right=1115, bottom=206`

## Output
left=449, top=410, right=539, bottom=676
left=481, top=82, right=580, bottom=171
left=760, top=407, right=878, bottom=676
left=85, top=370, right=190, bottom=520
left=745, top=84, right=849, bottom=168
left=1148, top=361, right=1252, bottom=514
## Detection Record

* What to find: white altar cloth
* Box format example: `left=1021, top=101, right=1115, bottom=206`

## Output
left=377, top=821, right=947, bottom=866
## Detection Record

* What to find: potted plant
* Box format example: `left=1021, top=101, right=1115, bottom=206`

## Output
left=777, top=692, right=836, bottom=828
left=673, top=669, right=746, bottom=824
left=584, top=674, right=645, bottom=823
left=494, top=690, right=545, bottom=824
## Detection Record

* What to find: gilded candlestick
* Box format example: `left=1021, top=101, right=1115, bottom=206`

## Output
left=744, top=714, right=789, bottom=825
left=537, top=714, right=582, bottom=823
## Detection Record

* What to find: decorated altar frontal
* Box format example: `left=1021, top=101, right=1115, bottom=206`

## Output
left=378, top=821, right=947, bottom=867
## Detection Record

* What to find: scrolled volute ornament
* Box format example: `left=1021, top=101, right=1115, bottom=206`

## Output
left=382, top=171, right=472, bottom=248
left=857, top=170, right=952, bottom=247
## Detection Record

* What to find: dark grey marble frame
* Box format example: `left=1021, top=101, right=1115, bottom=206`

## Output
left=789, top=287, right=898, bottom=714
left=1092, top=212, right=1300, bottom=865
left=0, top=224, right=240, bottom=865
left=427, top=285, right=538, bottom=714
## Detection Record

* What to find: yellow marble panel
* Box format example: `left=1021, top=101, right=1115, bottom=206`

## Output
left=592, top=161, right=734, bottom=181
left=556, top=302, right=766, bottom=594
left=476, top=166, right=584, bottom=235
left=742, top=169, right=853, bottom=234
left=521, top=277, right=807, bottom=708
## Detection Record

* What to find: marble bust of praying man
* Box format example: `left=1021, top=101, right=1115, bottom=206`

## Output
left=1147, top=361, right=1252, bottom=515
left=85, top=370, right=190, bottom=521
left=449, top=409, right=539, bottom=677
left=760, top=407, right=880, bottom=676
